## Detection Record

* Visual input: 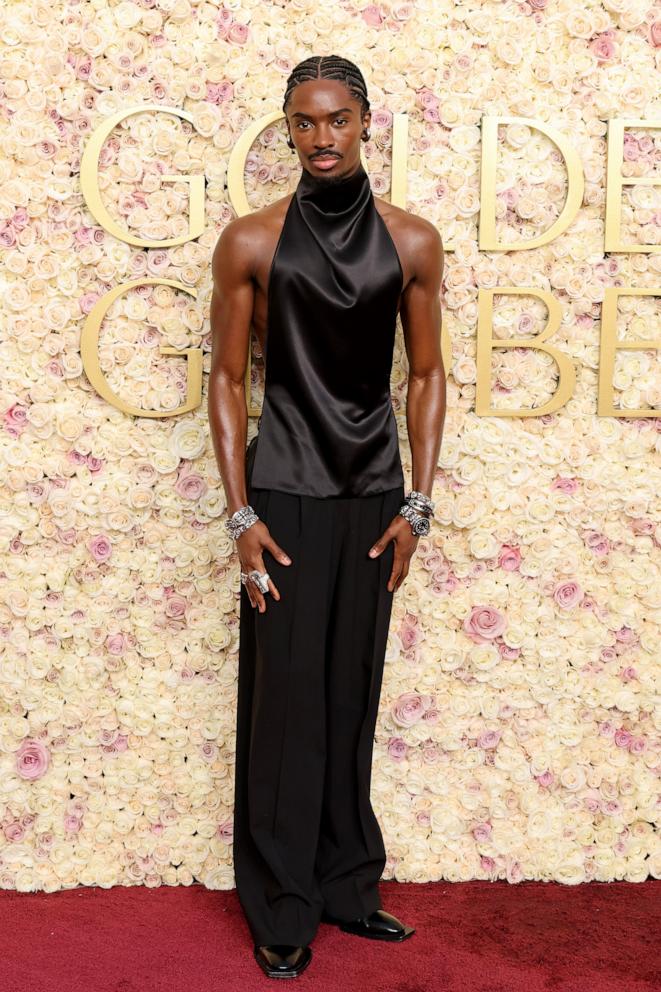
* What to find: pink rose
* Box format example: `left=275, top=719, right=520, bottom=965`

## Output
left=228, top=22, right=248, bottom=44
left=629, top=736, right=647, bottom=754
left=536, top=770, right=554, bottom=788
left=200, top=742, right=218, bottom=763
left=164, top=592, right=187, bottom=620
left=477, top=729, right=501, bottom=749
left=589, top=36, right=616, bottom=61
left=74, top=226, right=94, bottom=245
left=417, top=88, right=439, bottom=110
left=615, top=625, right=638, bottom=644
left=463, top=605, right=507, bottom=643
left=216, top=819, right=233, bottom=842
left=12, top=207, right=28, bottom=228
left=391, top=692, right=435, bottom=728
left=584, top=531, right=610, bottom=555
left=650, top=21, right=661, bottom=47
left=64, top=816, right=82, bottom=833
left=4, top=821, right=26, bottom=842
left=101, top=733, right=128, bottom=755
left=387, top=737, right=408, bottom=761
left=631, top=518, right=654, bottom=535
left=371, top=109, right=391, bottom=128
left=472, top=822, right=492, bottom=842
left=206, top=83, right=225, bottom=105
left=551, top=476, right=579, bottom=494
left=398, top=619, right=421, bottom=651
left=614, top=728, right=632, bottom=748
left=89, top=534, right=112, bottom=563
left=4, top=404, right=28, bottom=438
left=553, top=581, right=583, bottom=609
left=498, top=545, right=521, bottom=570
left=105, top=633, right=127, bottom=656
left=0, top=226, right=16, bottom=249
left=16, top=739, right=50, bottom=780
left=175, top=472, right=208, bottom=501
left=362, top=4, right=384, bottom=27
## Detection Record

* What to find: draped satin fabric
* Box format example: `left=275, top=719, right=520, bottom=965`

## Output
left=250, top=163, right=405, bottom=498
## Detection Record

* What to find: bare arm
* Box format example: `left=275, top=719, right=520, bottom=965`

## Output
left=400, top=218, right=446, bottom=498
left=367, top=217, right=445, bottom=593
left=208, top=216, right=292, bottom=612
left=208, top=218, right=256, bottom=516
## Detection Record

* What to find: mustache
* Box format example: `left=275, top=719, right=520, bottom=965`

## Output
left=311, top=152, right=341, bottom=160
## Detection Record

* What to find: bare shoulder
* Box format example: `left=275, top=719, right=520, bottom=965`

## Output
left=212, top=192, right=294, bottom=281
left=374, top=197, right=444, bottom=284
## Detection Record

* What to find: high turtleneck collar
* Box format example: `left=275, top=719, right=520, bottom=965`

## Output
left=296, top=163, right=371, bottom=216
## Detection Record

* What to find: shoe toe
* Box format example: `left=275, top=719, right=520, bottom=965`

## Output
left=254, top=943, right=312, bottom=977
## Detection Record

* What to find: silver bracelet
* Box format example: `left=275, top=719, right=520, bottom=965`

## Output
left=398, top=503, right=432, bottom=536
left=225, top=504, right=260, bottom=540
left=405, top=490, right=435, bottom=515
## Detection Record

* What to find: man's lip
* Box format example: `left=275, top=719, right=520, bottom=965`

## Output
left=312, top=155, right=340, bottom=161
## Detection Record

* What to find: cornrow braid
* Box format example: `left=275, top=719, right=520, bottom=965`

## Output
left=282, top=54, right=370, bottom=118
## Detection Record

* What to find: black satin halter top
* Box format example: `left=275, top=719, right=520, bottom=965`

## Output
left=249, top=163, right=405, bottom=498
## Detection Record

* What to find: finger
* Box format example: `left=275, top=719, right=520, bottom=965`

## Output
left=256, top=555, right=281, bottom=603
left=267, top=576, right=281, bottom=601
left=369, top=527, right=393, bottom=558
left=268, top=540, right=292, bottom=567
left=387, top=557, right=403, bottom=593
left=395, top=563, right=409, bottom=592
left=250, top=580, right=266, bottom=612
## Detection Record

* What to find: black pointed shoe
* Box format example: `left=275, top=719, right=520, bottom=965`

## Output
left=253, top=944, right=312, bottom=979
left=321, top=908, right=415, bottom=941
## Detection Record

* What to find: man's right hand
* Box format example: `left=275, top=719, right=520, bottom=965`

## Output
left=238, top=522, right=292, bottom=612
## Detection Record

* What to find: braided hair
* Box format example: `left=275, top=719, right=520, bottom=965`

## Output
left=282, top=55, right=370, bottom=119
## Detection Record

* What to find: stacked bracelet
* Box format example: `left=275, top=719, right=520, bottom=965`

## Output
left=226, top=504, right=260, bottom=540
left=398, top=490, right=435, bottom=537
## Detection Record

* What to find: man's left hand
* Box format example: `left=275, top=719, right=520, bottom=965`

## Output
left=368, top=515, right=420, bottom=593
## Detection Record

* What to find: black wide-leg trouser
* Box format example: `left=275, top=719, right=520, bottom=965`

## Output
left=233, top=440, right=405, bottom=947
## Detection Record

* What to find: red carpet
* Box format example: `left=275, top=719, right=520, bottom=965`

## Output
left=1, top=879, right=659, bottom=992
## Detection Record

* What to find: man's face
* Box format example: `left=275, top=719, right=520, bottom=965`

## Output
left=285, top=78, right=369, bottom=183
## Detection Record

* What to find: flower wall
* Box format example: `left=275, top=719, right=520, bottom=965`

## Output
left=0, top=0, right=660, bottom=892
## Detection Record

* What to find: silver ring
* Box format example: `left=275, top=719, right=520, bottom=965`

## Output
left=241, top=569, right=270, bottom=594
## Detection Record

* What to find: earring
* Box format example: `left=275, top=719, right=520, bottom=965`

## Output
left=362, top=129, right=371, bottom=141
left=287, top=137, right=295, bottom=149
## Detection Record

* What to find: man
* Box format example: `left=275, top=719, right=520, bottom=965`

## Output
left=209, top=54, right=445, bottom=979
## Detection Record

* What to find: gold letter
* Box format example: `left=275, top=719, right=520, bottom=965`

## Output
left=479, top=116, right=584, bottom=251
left=80, top=105, right=205, bottom=248
left=605, top=119, right=661, bottom=253
left=598, top=287, right=660, bottom=416
left=81, top=279, right=202, bottom=417
left=476, top=287, right=575, bottom=416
